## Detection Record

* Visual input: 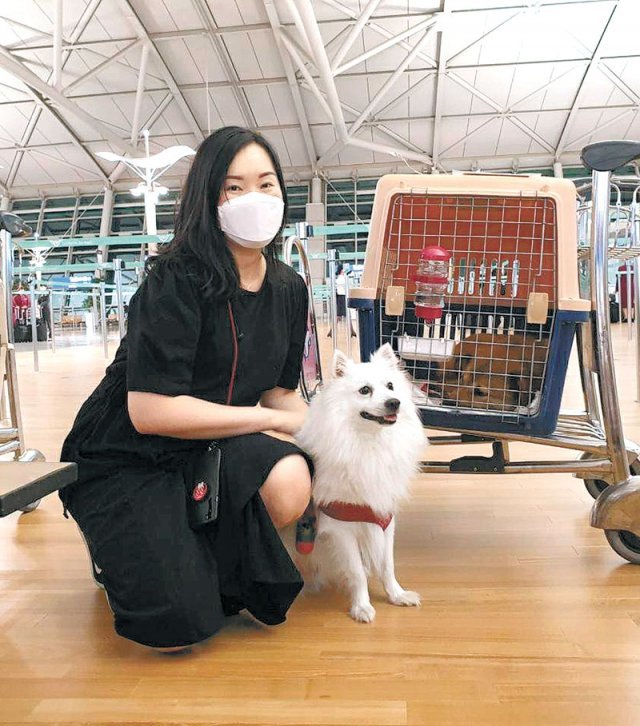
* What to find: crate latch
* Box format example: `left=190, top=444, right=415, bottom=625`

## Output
left=385, top=285, right=405, bottom=316
left=527, top=292, right=549, bottom=324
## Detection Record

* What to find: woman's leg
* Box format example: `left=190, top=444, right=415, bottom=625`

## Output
left=67, top=468, right=225, bottom=649
left=259, top=454, right=312, bottom=529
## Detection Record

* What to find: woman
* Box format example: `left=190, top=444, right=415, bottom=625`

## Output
left=60, top=126, right=313, bottom=651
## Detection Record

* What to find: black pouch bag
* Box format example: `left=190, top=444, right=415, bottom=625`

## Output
left=185, top=442, right=221, bottom=530
left=185, top=300, right=238, bottom=530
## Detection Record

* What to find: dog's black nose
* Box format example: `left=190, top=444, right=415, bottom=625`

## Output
left=385, top=398, right=400, bottom=413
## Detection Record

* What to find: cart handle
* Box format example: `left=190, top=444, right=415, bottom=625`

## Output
left=581, top=140, right=640, bottom=172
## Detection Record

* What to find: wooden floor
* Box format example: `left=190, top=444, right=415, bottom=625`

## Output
left=4, top=323, right=640, bottom=725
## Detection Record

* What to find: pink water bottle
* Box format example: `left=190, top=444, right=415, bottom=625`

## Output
left=414, top=245, right=452, bottom=320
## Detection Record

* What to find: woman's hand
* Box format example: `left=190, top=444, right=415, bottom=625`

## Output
left=270, top=408, right=307, bottom=437
left=260, top=387, right=308, bottom=437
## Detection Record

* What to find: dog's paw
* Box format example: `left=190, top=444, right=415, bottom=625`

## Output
left=350, top=602, right=376, bottom=623
left=388, top=589, right=421, bottom=607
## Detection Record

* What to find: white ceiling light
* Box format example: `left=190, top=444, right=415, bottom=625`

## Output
left=95, top=130, right=196, bottom=248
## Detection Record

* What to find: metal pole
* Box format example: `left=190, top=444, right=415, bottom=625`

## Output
left=113, top=258, right=125, bottom=339
left=91, top=289, right=98, bottom=339
left=627, top=261, right=633, bottom=339
left=591, top=168, right=629, bottom=485
left=28, top=280, right=38, bottom=372
left=636, top=256, right=640, bottom=402
left=1, top=230, right=14, bottom=344
left=345, top=269, right=352, bottom=358
left=327, top=248, right=337, bottom=350
left=100, top=281, right=108, bottom=358
left=49, top=289, right=56, bottom=353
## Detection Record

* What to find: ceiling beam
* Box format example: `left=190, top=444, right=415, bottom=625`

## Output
left=52, top=0, right=63, bottom=91
left=349, top=24, right=436, bottom=136
left=320, top=0, right=437, bottom=66
left=277, top=30, right=333, bottom=120
left=0, top=100, right=636, bottom=153
left=190, top=0, right=256, bottom=130
left=447, top=71, right=556, bottom=153
left=445, top=4, right=530, bottom=66
left=431, top=1, right=450, bottom=169
left=63, top=39, right=141, bottom=94
left=333, top=13, right=438, bottom=76
left=263, top=1, right=317, bottom=168
left=330, top=0, right=383, bottom=73
left=18, top=86, right=109, bottom=183
left=117, top=0, right=204, bottom=143
left=295, top=0, right=349, bottom=140
left=0, top=47, right=139, bottom=153
left=567, top=108, right=637, bottom=150
left=554, top=0, right=622, bottom=157
left=0, top=0, right=119, bottom=190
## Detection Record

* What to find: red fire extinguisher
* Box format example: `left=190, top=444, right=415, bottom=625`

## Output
left=414, top=245, right=452, bottom=320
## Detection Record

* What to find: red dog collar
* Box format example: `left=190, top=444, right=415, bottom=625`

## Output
left=318, top=501, right=393, bottom=531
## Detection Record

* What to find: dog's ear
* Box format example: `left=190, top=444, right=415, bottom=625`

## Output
left=372, top=343, right=399, bottom=368
left=332, top=349, right=350, bottom=378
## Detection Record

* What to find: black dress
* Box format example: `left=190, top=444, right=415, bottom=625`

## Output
left=60, top=256, right=312, bottom=648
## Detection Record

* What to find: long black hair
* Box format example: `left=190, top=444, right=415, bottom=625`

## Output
left=147, top=126, right=288, bottom=299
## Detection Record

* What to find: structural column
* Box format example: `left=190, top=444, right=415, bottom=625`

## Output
left=98, top=187, right=113, bottom=275
left=305, top=175, right=325, bottom=287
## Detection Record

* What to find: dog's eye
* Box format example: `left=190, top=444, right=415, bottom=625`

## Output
left=386, top=382, right=394, bottom=391
left=359, top=386, right=371, bottom=395
left=474, top=387, right=488, bottom=397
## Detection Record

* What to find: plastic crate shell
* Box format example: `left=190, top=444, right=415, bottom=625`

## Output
left=349, top=174, right=591, bottom=437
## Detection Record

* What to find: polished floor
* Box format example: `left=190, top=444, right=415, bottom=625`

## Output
left=3, top=321, right=640, bottom=724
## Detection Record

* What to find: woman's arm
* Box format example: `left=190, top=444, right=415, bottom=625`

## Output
left=128, top=391, right=300, bottom=439
left=260, top=386, right=308, bottom=441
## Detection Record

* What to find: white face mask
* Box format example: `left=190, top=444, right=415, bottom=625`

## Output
left=218, top=191, right=285, bottom=249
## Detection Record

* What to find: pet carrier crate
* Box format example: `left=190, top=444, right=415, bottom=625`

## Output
left=349, top=173, right=590, bottom=436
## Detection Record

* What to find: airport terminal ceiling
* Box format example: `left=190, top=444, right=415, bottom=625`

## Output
left=0, top=0, right=638, bottom=202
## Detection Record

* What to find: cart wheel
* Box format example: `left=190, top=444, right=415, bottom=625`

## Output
left=583, top=460, right=640, bottom=499
left=605, top=529, right=640, bottom=564
left=20, top=499, right=41, bottom=513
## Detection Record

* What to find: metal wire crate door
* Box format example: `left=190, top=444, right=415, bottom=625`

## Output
left=380, top=190, right=557, bottom=420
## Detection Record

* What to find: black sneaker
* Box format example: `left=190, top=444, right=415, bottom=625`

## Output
left=78, top=529, right=105, bottom=590
left=89, top=558, right=105, bottom=590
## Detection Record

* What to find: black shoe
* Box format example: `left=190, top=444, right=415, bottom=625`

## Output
left=78, top=529, right=105, bottom=590
left=89, top=559, right=105, bottom=590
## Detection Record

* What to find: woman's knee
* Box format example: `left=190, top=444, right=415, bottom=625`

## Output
left=260, top=454, right=311, bottom=529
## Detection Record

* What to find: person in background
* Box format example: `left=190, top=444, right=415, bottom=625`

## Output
left=328, top=262, right=356, bottom=337
left=38, top=290, right=52, bottom=339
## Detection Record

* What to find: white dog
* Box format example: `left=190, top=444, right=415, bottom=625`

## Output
left=295, top=343, right=426, bottom=623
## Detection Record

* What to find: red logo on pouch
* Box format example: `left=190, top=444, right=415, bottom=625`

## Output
left=192, top=481, right=208, bottom=502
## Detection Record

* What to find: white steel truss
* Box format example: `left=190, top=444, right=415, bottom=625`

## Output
left=0, top=0, right=638, bottom=196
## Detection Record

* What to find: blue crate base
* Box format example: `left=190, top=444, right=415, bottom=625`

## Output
left=349, top=298, right=589, bottom=437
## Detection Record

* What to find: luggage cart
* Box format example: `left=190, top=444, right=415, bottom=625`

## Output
left=284, top=234, right=323, bottom=402
left=347, top=140, right=640, bottom=563
left=0, top=214, right=70, bottom=513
